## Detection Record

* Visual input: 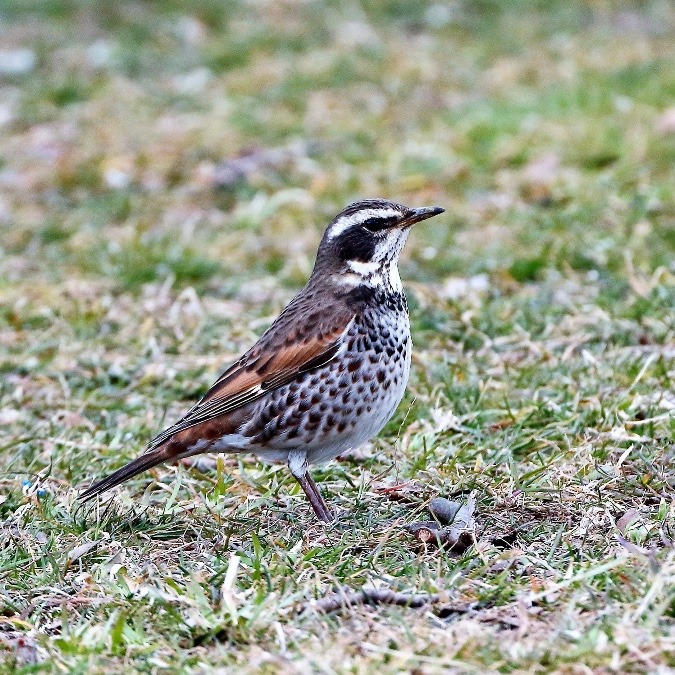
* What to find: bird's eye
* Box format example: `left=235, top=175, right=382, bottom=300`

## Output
left=361, top=216, right=398, bottom=232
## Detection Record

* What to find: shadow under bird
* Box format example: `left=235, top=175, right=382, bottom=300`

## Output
left=80, top=199, right=444, bottom=522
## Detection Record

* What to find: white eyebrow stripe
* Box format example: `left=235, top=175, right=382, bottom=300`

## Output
left=326, top=208, right=400, bottom=240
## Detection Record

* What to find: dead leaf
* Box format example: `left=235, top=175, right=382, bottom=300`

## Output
left=429, top=497, right=462, bottom=524
left=405, top=492, right=477, bottom=553
left=616, top=534, right=648, bottom=557
left=65, top=541, right=98, bottom=569
left=616, top=508, right=639, bottom=534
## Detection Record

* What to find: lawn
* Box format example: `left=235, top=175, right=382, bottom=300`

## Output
left=0, top=0, right=674, bottom=672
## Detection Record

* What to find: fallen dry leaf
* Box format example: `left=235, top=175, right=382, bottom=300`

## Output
left=65, top=541, right=98, bottom=569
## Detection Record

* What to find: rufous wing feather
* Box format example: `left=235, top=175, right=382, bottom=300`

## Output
left=145, top=313, right=355, bottom=450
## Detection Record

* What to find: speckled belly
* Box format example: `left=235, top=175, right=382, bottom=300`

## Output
left=245, top=308, right=411, bottom=464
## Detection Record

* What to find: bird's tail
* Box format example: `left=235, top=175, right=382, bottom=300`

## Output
left=78, top=443, right=185, bottom=502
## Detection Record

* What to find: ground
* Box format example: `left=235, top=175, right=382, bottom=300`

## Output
left=0, top=0, right=674, bottom=672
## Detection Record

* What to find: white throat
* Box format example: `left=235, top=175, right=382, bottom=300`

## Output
left=338, top=259, right=403, bottom=292
left=347, top=260, right=379, bottom=275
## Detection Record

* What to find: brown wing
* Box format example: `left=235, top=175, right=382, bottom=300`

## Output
left=147, top=303, right=354, bottom=451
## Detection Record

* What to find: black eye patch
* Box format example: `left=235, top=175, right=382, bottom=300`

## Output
left=361, top=215, right=399, bottom=232
left=335, top=229, right=376, bottom=262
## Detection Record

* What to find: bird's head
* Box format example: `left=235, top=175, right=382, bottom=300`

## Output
left=313, top=199, right=444, bottom=289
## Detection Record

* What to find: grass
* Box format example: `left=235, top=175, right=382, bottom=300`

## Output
left=0, top=0, right=674, bottom=671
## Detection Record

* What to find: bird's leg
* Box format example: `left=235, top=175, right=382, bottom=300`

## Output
left=300, top=471, right=334, bottom=523
left=288, top=450, right=334, bottom=523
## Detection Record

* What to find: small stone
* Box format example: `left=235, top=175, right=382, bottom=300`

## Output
left=0, top=408, right=22, bottom=424
left=0, top=49, right=36, bottom=75
left=441, top=274, right=489, bottom=301
left=0, top=103, right=13, bottom=127
left=656, top=107, right=675, bottom=135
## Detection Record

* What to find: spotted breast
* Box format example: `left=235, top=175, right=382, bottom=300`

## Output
left=247, top=293, right=411, bottom=465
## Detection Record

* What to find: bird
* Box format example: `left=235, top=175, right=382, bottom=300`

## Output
left=79, top=199, right=444, bottom=522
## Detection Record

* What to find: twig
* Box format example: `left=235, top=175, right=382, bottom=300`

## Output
left=302, top=587, right=441, bottom=614
left=19, top=596, right=105, bottom=620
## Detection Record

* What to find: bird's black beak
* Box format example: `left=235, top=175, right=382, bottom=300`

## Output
left=399, top=206, right=445, bottom=228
